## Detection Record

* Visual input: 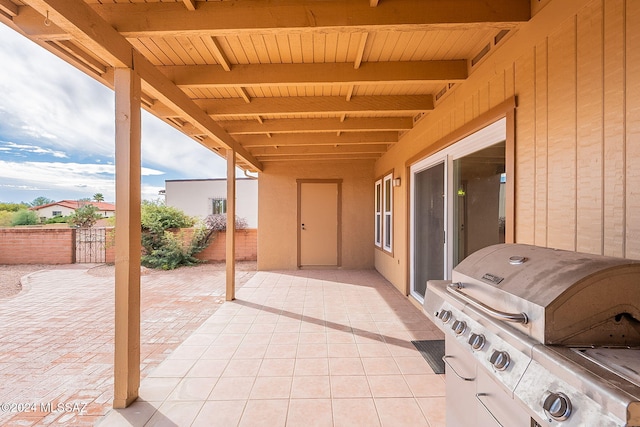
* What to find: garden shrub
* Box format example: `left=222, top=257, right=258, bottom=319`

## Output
left=11, top=209, right=38, bottom=226
left=140, top=200, right=214, bottom=270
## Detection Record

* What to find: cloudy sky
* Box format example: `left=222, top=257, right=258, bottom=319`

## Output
left=0, top=24, right=230, bottom=204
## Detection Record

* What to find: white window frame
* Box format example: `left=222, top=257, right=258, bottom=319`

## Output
left=374, top=179, right=382, bottom=248
left=382, top=173, right=393, bottom=253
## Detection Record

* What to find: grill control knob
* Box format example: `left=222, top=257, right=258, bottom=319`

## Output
left=489, top=350, right=510, bottom=371
left=452, top=320, right=467, bottom=335
left=468, top=333, right=486, bottom=350
left=437, top=310, right=452, bottom=324
left=543, top=392, right=572, bottom=421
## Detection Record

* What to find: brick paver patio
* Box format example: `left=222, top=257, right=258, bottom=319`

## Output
left=0, top=264, right=254, bottom=426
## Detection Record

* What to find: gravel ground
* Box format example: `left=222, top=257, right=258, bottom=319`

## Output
left=0, top=261, right=257, bottom=299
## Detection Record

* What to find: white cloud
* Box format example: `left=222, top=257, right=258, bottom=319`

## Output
left=0, top=25, right=229, bottom=203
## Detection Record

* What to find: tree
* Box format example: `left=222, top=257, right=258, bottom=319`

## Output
left=93, top=193, right=105, bottom=202
left=11, top=209, right=38, bottom=226
left=68, top=204, right=102, bottom=228
left=29, top=196, right=54, bottom=207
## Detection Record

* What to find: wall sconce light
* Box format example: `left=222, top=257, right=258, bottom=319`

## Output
left=393, top=177, right=401, bottom=187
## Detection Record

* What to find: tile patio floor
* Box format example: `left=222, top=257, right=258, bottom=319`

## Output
left=97, top=269, right=446, bottom=427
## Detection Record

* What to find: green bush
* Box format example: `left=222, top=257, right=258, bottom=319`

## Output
left=140, top=201, right=214, bottom=270
left=11, top=209, right=38, bottom=226
left=46, top=215, right=71, bottom=224
left=0, top=211, right=13, bottom=227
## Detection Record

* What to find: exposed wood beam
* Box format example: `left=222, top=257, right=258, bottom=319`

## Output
left=238, top=132, right=398, bottom=147
left=87, top=0, right=530, bottom=37
left=251, top=144, right=389, bottom=157
left=181, top=95, right=433, bottom=117
left=0, top=0, right=18, bottom=17
left=182, top=0, right=196, bottom=12
left=48, top=39, right=108, bottom=75
left=22, top=0, right=262, bottom=171
left=354, top=32, right=368, bottom=69
left=259, top=154, right=380, bottom=162
left=218, top=117, right=413, bottom=134
left=370, top=0, right=380, bottom=6
left=160, top=61, right=468, bottom=88
left=237, top=87, right=251, bottom=103
left=203, top=36, right=231, bottom=71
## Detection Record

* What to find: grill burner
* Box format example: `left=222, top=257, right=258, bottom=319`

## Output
left=424, top=243, right=640, bottom=426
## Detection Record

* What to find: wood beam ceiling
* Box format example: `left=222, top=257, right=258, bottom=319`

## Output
left=159, top=61, right=468, bottom=88
left=218, top=117, right=413, bottom=135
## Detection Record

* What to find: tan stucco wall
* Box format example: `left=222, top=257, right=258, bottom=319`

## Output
left=258, top=160, right=375, bottom=270
left=374, top=0, right=640, bottom=295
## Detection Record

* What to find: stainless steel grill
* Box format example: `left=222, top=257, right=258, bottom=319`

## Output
left=424, top=243, right=640, bottom=426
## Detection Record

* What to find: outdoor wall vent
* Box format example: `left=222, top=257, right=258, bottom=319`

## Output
left=494, top=30, right=510, bottom=45
left=435, top=85, right=448, bottom=102
left=413, top=111, right=426, bottom=125
left=471, top=43, right=491, bottom=67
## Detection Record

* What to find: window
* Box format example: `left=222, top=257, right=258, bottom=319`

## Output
left=383, top=174, right=393, bottom=252
left=374, top=180, right=382, bottom=247
left=210, top=198, right=227, bottom=215
left=52, top=211, right=62, bottom=217
left=374, top=172, right=394, bottom=253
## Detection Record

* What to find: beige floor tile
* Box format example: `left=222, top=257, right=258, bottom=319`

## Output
left=233, top=343, right=269, bottom=359
left=209, top=376, right=255, bottom=400
left=265, top=344, right=298, bottom=359
left=250, top=376, right=292, bottom=399
left=297, top=343, right=328, bottom=358
left=298, top=332, right=327, bottom=344
left=138, top=377, right=181, bottom=401
left=327, top=343, right=360, bottom=358
left=200, top=345, right=238, bottom=360
left=257, top=358, right=295, bottom=376
left=191, top=400, right=246, bottom=427
left=416, top=396, right=446, bottom=427
left=294, top=358, right=329, bottom=376
left=394, top=356, right=437, bottom=375
left=291, top=376, right=331, bottom=398
left=222, top=358, right=262, bottom=377
left=145, top=400, right=203, bottom=426
left=374, top=397, right=430, bottom=427
left=331, top=375, right=372, bottom=398
left=239, top=399, right=289, bottom=427
left=404, top=374, right=446, bottom=397
left=270, top=332, right=300, bottom=345
left=187, top=359, right=229, bottom=377
left=326, top=331, right=355, bottom=343
left=328, top=357, right=365, bottom=376
left=167, top=377, right=218, bottom=401
left=357, top=342, right=392, bottom=358
left=361, top=357, right=400, bottom=375
left=96, top=400, right=161, bottom=426
left=287, top=399, right=333, bottom=427
left=148, top=358, right=197, bottom=378
left=332, top=398, right=381, bottom=427
left=367, top=375, right=413, bottom=398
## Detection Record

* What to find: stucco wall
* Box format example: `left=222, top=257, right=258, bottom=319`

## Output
left=258, top=160, right=375, bottom=270
left=165, top=178, right=258, bottom=227
left=374, top=0, right=640, bottom=295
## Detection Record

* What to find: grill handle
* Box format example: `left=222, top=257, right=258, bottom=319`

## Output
left=441, top=355, right=475, bottom=381
left=447, top=283, right=529, bottom=324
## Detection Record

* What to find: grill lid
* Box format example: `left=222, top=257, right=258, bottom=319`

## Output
left=451, top=244, right=640, bottom=345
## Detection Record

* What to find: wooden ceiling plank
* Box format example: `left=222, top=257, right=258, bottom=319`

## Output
left=258, top=154, right=381, bottom=162
left=160, top=60, right=468, bottom=88
left=89, top=0, right=530, bottom=37
left=194, top=95, right=433, bottom=117
left=219, top=117, right=414, bottom=134
left=251, top=144, right=389, bottom=156
left=239, top=132, right=398, bottom=147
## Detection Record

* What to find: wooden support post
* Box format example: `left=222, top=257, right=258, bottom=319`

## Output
left=226, top=149, right=236, bottom=301
left=113, top=67, right=142, bottom=409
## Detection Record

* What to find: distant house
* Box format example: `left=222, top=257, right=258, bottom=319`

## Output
left=165, top=178, right=258, bottom=228
left=31, top=200, right=116, bottom=221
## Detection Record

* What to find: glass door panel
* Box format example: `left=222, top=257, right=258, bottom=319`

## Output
left=453, top=141, right=506, bottom=267
left=412, top=161, right=445, bottom=300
